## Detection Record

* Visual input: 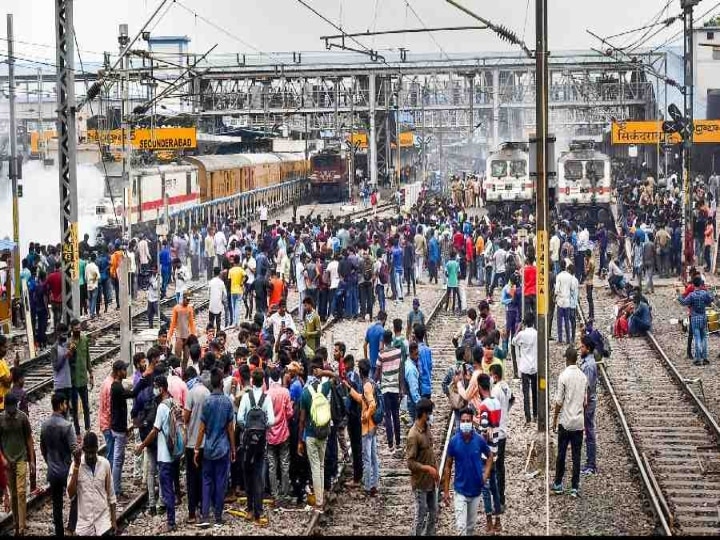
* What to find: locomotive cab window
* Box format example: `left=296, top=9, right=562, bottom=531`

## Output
left=490, top=160, right=508, bottom=178
left=585, top=160, right=605, bottom=181
left=564, top=161, right=583, bottom=181
left=509, top=160, right=527, bottom=178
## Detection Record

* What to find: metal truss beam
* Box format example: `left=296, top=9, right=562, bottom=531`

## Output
left=55, top=0, right=80, bottom=323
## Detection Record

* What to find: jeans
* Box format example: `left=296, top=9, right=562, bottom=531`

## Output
left=102, top=429, right=115, bottom=474
left=521, top=372, right=538, bottom=422
left=407, top=398, right=417, bottom=424
left=50, top=477, right=66, bottom=536
left=375, top=284, right=386, bottom=313
left=454, top=492, right=482, bottom=535
left=266, top=440, right=290, bottom=498
left=428, top=259, right=438, bottom=284
left=557, top=307, right=571, bottom=344
left=159, top=460, right=178, bottom=527
left=88, top=287, right=98, bottom=317
left=347, top=414, right=363, bottom=483
left=147, top=300, right=158, bottom=329
left=393, top=268, right=404, bottom=300
left=324, top=425, right=339, bottom=490
left=404, top=266, right=416, bottom=296
left=524, top=294, right=537, bottom=320
left=413, top=489, right=438, bottom=535
left=111, top=431, right=128, bottom=496
left=306, top=436, right=327, bottom=506
left=206, top=257, right=215, bottom=281
left=554, top=425, right=583, bottom=490
left=186, top=448, right=202, bottom=517
left=244, top=446, right=265, bottom=519
left=692, top=319, right=709, bottom=361
left=586, top=284, right=594, bottom=321
left=359, top=282, right=374, bottom=318
left=71, top=385, right=91, bottom=436
left=488, top=269, right=505, bottom=297
left=209, top=312, right=221, bottom=334
left=481, top=467, right=501, bottom=515
left=145, top=445, right=159, bottom=509
left=99, top=278, right=112, bottom=311
left=329, top=288, right=339, bottom=318
left=318, top=288, right=330, bottom=320
left=496, top=438, right=507, bottom=505
left=160, top=270, right=170, bottom=299
left=202, top=455, right=231, bottom=522
left=445, top=286, right=460, bottom=311
left=345, top=283, right=359, bottom=318
left=584, top=398, right=597, bottom=470
left=361, top=431, right=379, bottom=492
left=476, top=255, right=485, bottom=284
left=570, top=308, right=577, bottom=343
left=643, top=263, right=655, bottom=292
left=383, top=392, right=401, bottom=448
left=231, top=293, right=242, bottom=325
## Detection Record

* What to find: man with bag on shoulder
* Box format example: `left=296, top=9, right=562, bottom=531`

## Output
left=298, top=357, right=334, bottom=512
left=344, top=358, right=380, bottom=498
left=135, top=375, right=184, bottom=533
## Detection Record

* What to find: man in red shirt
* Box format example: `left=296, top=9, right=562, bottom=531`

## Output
left=268, top=270, right=286, bottom=308
left=452, top=228, right=465, bottom=254
left=465, top=235, right=475, bottom=286
left=522, top=254, right=538, bottom=319
left=45, top=262, right=63, bottom=333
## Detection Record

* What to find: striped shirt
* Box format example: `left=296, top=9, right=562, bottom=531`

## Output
left=378, top=346, right=402, bottom=394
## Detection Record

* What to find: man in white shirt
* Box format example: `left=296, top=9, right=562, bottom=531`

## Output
left=242, top=246, right=257, bottom=320
left=214, top=229, right=227, bottom=258
left=204, top=229, right=216, bottom=281
left=173, top=259, right=189, bottom=304
left=265, top=300, right=297, bottom=348
left=259, top=204, right=269, bottom=234
left=554, top=262, right=574, bottom=344
left=85, top=254, right=101, bottom=319
left=488, top=362, right=512, bottom=510
left=147, top=265, right=161, bottom=329
left=67, top=431, right=117, bottom=536
left=137, top=235, right=151, bottom=271
left=208, top=267, right=226, bottom=333
left=327, top=254, right=341, bottom=318
left=551, top=346, right=588, bottom=497
left=511, top=314, right=538, bottom=424
left=489, top=241, right=507, bottom=300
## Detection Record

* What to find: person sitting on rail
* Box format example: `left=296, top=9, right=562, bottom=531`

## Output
left=607, top=258, right=626, bottom=296
left=628, top=294, right=652, bottom=337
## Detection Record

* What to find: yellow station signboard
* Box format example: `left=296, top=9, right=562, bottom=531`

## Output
left=87, top=127, right=197, bottom=150
left=611, top=120, right=720, bottom=144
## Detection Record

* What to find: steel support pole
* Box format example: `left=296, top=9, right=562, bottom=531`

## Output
left=396, top=75, right=402, bottom=190
left=534, top=0, right=550, bottom=434
left=369, top=75, right=378, bottom=186
left=682, top=1, right=696, bottom=270
left=7, top=14, right=20, bottom=300
left=55, top=0, right=80, bottom=323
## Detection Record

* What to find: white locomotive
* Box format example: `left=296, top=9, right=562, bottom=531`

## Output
left=484, top=142, right=533, bottom=219
left=556, top=141, right=612, bottom=226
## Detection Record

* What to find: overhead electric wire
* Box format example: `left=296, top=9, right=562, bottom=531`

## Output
left=173, top=0, right=284, bottom=65
left=617, top=0, right=672, bottom=50
left=404, top=0, right=451, bottom=61
left=647, top=0, right=720, bottom=54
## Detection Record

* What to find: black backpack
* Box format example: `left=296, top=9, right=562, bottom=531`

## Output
left=330, top=381, right=348, bottom=424
left=242, top=391, right=268, bottom=461
left=135, top=386, right=158, bottom=442
left=362, top=254, right=374, bottom=282
left=505, top=252, right=518, bottom=275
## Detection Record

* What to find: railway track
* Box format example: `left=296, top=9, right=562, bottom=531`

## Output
left=580, top=228, right=720, bottom=535
left=306, top=285, right=477, bottom=536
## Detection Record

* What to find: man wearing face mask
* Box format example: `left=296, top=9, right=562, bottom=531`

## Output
left=406, top=398, right=438, bottom=536
left=51, top=323, right=73, bottom=404
left=40, top=393, right=78, bottom=536
left=0, top=393, right=36, bottom=536
left=441, top=407, right=493, bottom=536
left=67, top=431, right=117, bottom=536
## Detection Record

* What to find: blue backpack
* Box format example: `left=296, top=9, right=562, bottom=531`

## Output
left=372, top=381, right=384, bottom=425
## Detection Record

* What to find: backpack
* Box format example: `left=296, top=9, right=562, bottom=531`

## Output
left=308, top=381, right=332, bottom=439
left=379, top=261, right=390, bottom=285
left=362, top=254, right=374, bottom=282
left=461, top=323, right=477, bottom=350
left=371, top=381, right=384, bottom=426
left=329, top=381, right=348, bottom=424
left=601, top=333, right=612, bottom=358
left=243, top=391, right=269, bottom=459
left=505, top=252, right=518, bottom=275
left=164, top=399, right=185, bottom=461
left=135, top=386, right=158, bottom=441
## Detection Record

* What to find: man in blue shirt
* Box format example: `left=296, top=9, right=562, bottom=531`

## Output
left=159, top=241, right=172, bottom=299
left=194, top=369, right=235, bottom=527
left=413, top=325, right=433, bottom=399
left=579, top=336, right=598, bottom=476
left=405, top=342, right=421, bottom=423
left=428, top=232, right=441, bottom=285
left=364, top=311, right=388, bottom=378
left=442, top=408, right=493, bottom=535
left=96, top=248, right=112, bottom=313
left=391, top=241, right=404, bottom=303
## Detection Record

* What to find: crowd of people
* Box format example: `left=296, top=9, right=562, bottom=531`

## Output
left=0, top=173, right=678, bottom=537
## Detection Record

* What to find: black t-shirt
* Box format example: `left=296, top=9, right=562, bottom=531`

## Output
left=110, top=380, right=133, bottom=433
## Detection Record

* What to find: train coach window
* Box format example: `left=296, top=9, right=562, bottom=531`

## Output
left=490, top=160, right=507, bottom=178
left=585, top=160, right=605, bottom=181
left=564, top=160, right=583, bottom=181
left=510, top=160, right=527, bottom=178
